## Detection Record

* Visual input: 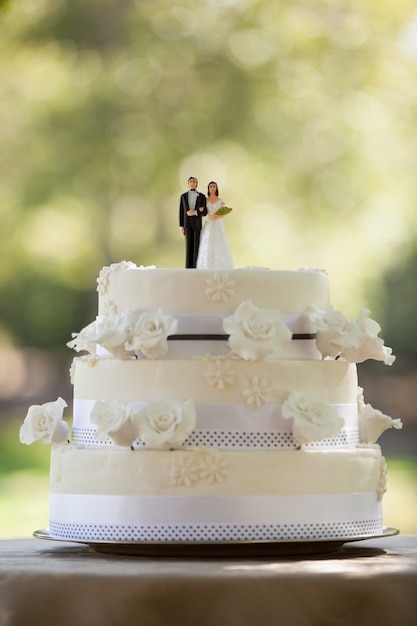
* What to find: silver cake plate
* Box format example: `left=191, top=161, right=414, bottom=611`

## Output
left=33, top=527, right=399, bottom=558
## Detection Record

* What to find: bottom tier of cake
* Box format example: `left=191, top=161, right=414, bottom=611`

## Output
left=49, top=445, right=385, bottom=542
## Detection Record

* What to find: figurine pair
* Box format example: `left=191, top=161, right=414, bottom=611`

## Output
left=179, top=177, right=233, bottom=269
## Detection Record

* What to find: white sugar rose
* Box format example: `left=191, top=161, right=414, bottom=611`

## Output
left=223, top=300, right=292, bottom=360
left=91, top=399, right=138, bottom=447
left=67, top=310, right=134, bottom=359
left=20, top=397, right=69, bottom=446
left=335, top=309, right=396, bottom=365
left=304, top=306, right=395, bottom=365
left=136, top=398, right=196, bottom=449
left=282, top=391, right=344, bottom=445
left=67, top=320, right=98, bottom=355
left=304, top=305, right=350, bottom=334
left=304, top=305, right=360, bottom=359
left=357, top=387, right=402, bottom=443
left=93, top=310, right=134, bottom=358
left=125, top=310, right=177, bottom=358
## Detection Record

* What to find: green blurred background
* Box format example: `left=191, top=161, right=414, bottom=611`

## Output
left=1, top=0, right=416, bottom=538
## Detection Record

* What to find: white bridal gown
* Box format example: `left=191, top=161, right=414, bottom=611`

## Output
left=196, top=198, right=234, bottom=270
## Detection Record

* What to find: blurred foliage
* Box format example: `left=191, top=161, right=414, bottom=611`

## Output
left=0, top=418, right=49, bottom=474
left=0, top=0, right=417, bottom=356
left=378, top=247, right=417, bottom=360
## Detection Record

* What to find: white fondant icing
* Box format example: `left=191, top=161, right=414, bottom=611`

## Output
left=40, top=264, right=396, bottom=543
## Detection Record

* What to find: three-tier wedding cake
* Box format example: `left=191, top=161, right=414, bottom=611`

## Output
left=20, top=261, right=402, bottom=543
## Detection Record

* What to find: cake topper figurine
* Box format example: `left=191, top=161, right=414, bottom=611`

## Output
left=179, top=176, right=207, bottom=268
left=196, top=181, right=234, bottom=270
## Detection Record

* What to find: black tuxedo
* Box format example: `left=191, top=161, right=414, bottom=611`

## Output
left=179, top=190, right=207, bottom=268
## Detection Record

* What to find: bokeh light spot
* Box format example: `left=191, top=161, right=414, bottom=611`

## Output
left=19, top=199, right=92, bottom=262
left=228, top=29, right=276, bottom=68
left=114, top=57, right=161, bottom=96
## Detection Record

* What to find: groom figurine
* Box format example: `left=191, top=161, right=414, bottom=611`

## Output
left=179, top=176, right=207, bottom=268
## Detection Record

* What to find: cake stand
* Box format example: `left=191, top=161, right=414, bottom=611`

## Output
left=33, top=526, right=399, bottom=557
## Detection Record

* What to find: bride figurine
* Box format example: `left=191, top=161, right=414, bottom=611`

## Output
left=196, top=181, right=234, bottom=270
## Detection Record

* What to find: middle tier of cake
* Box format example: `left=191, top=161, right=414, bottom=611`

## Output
left=71, top=357, right=359, bottom=450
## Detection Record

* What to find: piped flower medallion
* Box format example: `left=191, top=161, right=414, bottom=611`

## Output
left=199, top=453, right=230, bottom=484
left=170, top=451, right=230, bottom=487
left=170, top=456, right=200, bottom=487
left=242, top=375, right=274, bottom=408
left=205, top=273, right=235, bottom=303
left=97, top=260, right=138, bottom=296
left=204, top=357, right=236, bottom=390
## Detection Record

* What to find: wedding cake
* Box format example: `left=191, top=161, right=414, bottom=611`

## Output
left=20, top=261, right=402, bottom=543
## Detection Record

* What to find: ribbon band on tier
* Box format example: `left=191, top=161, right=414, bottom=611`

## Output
left=97, top=313, right=315, bottom=336
left=49, top=493, right=382, bottom=527
left=168, top=333, right=317, bottom=341
left=71, top=399, right=359, bottom=449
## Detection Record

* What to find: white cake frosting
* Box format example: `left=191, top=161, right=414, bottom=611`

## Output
left=20, top=262, right=402, bottom=543
left=96, top=264, right=330, bottom=316
left=70, top=358, right=359, bottom=450
left=49, top=446, right=384, bottom=541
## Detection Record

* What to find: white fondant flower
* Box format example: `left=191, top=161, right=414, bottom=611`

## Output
left=66, top=320, right=98, bottom=355
left=304, top=306, right=395, bottom=365
left=206, top=273, right=235, bottom=303
left=103, top=300, right=118, bottom=316
left=67, top=310, right=134, bottom=358
left=281, top=391, right=344, bottom=445
left=137, top=398, right=196, bottom=449
left=204, top=358, right=236, bottom=390
left=298, top=267, right=327, bottom=275
left=304, top=305, right=358, bottom=359
left=357, top=387, right=402, bottom=444
left=170, top=456, right=200, bottom=487
left=125, top=310, right=177, bottom=358
left=336, top=309, right=396, bottom=365
left=223, top=300, right=292, bottom=360
left=93, top=311, right=135, bottom=358
left=20, top=398, right=69, bottom=446
left=91, top=399, right=138, bottom=447
left=199, top=453, right=229, bottom=484
left=242, top=375, right=274, bottom=408
left=377, top=456, right=387, bottom=501
left=96, top=260, right=138, bottom=296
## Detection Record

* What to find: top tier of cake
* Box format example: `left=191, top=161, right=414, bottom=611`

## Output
left=97, top=263, right=330, bottom=317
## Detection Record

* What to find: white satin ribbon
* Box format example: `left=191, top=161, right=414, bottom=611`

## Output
left=73, top=399, right=358, bottom=431
left=50, top=492, right=382, bottom=526
left=97, top=313, right=312, bottom=335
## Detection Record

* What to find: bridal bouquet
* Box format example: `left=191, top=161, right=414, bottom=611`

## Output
left=214, top=206, right=233, bottom=216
